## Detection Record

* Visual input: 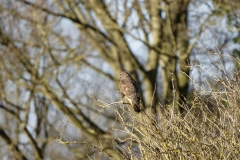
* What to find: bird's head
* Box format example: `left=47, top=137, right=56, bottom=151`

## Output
left=120, top=71, right=131, bottom=79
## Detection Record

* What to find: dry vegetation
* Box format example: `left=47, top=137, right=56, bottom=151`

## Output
left=53, top=54, right=240, bottom=160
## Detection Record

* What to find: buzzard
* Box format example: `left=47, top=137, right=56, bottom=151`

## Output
left=119, top=71, right=141, bottom=113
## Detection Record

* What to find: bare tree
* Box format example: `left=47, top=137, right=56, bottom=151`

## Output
left=0, top=0, right=239, bottom=159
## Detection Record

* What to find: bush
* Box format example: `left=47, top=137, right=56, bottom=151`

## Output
left=101, top=55, right=240, bottom=159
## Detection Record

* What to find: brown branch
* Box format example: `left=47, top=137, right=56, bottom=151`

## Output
left=0, top=128, right=27, bottom=160
left=82, top=59, right=115, bottom=81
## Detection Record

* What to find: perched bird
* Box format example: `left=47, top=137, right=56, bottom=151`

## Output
left=119, top=71, right=141, bottom=113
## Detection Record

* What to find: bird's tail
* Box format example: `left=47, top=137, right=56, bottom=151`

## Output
left=133, top=103, right=141, bottom=113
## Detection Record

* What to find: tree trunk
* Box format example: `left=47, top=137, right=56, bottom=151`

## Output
left=160, top=0, right=190, bottom=114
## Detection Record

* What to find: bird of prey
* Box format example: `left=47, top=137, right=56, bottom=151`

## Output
left=119, top=71, right=141, bottom=113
